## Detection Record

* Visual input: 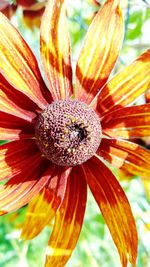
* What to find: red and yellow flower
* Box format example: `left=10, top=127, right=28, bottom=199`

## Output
left=0, top=0, right=150, bottom=266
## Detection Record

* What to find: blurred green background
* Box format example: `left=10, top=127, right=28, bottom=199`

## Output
left=0, top=0, right=150, bottom=266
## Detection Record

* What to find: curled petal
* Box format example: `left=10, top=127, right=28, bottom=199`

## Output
left=0, top=13, right=52, bottom=109
left=0, top=156, right=51, bottom=215
left=102, top=104, right=150, bottom=139
left=40, top=0, right=73, bottom=100
left=83, top=156, right=138, bottom=267
left=0, top=139, right=39, bottom=182
left=75, top=0, right=123, bottom=104
left=97, top=138, right=150, bottom=177
left=0, top=112, right=34, bottom=140
left=93, top=49, right=150, bottom=116
left=45, top=166, right=87, bottom=267
left=21, top=167, right=70, bottom=240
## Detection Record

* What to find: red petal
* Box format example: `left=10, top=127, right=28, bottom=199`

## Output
left=93, top=49, right=150, bottom=116
left=0, top=13, right=52, bottom=109
left=0, top=139, right=39, bottom=182
left=75, top=0, right=123, bottom=104
left=40, top=0, right=73, bottom=100
left=145, top=89, right=150, bottom=103
left=45, top=166, right=87, bottom=267
left=16, top=0, right=36, bottom=7
left=0, top=157, right=51, bottom=215
left=84, top=156, right=138, bottom=267
left=97, top=138, right=150, bottom=177
left=102, top=104, right=150, bottom=139
left=21, top=167, right=70, bottom=240
left=0, top=111, right=34, bottom=140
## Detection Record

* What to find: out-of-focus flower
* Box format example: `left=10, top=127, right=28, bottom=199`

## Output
left=16, top=0, right=37, bottom=7
left=22, top=6, right=45, bottom=28
left=0, top=0, right=150, bottom=266
left=0, top=0, right=46, bottom=28
left=0, top=1, right=17, bottom=18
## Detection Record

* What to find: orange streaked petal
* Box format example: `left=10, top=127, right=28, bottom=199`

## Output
left=0, top=112, right=34, bottom=140
left=75, top=0, right=123, bottom=104
left=102, top=104, right=150, bottom=139
left=93, top=49, right=150, bottom=116
left=97, top=138, right=150, bottom=177
left=40, top=0, right=73, bottom=100
left=0, top=12, right=52, bottom=109
left=45, top=166, right=87, bottom=267
left=21, top=167, right=70, bottom=240
left=0, top=74, right=37, bottom=122
left=0, top=139, right=39, bottom=182
left=83, top=156, right=138, bottom=267
left=0, top=157, right=51, bottom=215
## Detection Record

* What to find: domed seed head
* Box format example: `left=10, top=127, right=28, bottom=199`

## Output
left=35, top=100, right=102, bottom=166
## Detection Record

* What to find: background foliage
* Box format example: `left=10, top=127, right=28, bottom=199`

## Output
left=0, top=0, right=150, bottom=266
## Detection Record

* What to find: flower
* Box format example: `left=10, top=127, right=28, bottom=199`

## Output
left=0, top=0, right=46, bottom=28
left=0, top=0, right=150, bottom=266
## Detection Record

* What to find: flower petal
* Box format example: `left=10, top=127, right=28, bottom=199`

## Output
left=23, top=7, right=45, bottom=29
left=97, top=138, right=150, bottom=177
left=0, top=139, right=39, bottom=182
left=141, top=177, right=150, bottom=198
left=0, top=156, right=51, bottom=215
left=83, top=156, right=138, bottom=267
left=102, top=104, right=150, bottom=139
left=0, top=12, right=52, bottom=109
left=45, top=165, right=87, bottom=267
left=75, top=0, right=123, bottom=104
left=0, top=112, right=34, bottom=140
left=145, top=89, right=150, bottom=103
left=93, top=49, right=150, bottom=116
left=0, top=73, right=37, bottom=122
left=16, top=0, right=36, bottom=7
left=21, top=167, right=70, bottom=240
left=40, top=0, right=73, bottom=100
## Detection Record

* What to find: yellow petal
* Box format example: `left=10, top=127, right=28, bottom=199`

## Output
left=21, top=167, right=70, bottom=240
left=45, top=166, right=87, bottom=267
left=0, top=12, right=52, bottom=109
left=84, top=156, right=138, bottom=267
left=98, top=138, right=150, bottom=177
left=75, top=0, right=123, bottom=104
left=94, top=49, right=150, bottom=116
left=102, top=104, right=150, bottom=139
left=40, top=0, right=73, bottom=100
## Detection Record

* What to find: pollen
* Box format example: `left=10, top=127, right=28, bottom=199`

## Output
left=35, top=100, right=102, bottom=166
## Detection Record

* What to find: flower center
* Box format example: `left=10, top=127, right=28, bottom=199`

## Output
left=35, top=100, right=102, bottom=166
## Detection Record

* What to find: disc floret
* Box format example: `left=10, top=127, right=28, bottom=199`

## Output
left=35, top=100, right=102, bottom=166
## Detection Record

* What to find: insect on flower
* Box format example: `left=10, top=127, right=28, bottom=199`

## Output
left=0, top=0, right=150, bottom=266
